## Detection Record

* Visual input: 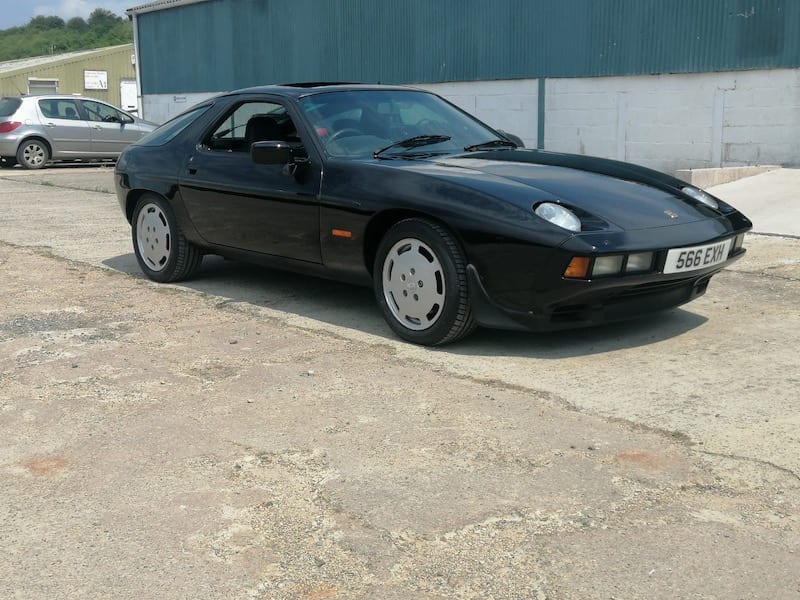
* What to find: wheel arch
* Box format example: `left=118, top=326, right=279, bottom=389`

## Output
left=130, top=191, right=203, bottom=282
left=362, top=208, right=468, bottom=277
left=19, top=135, right=52, bottom=153
left=123, top=189, right=160, bottom=224
left=17, top=136, right=52, bottom=163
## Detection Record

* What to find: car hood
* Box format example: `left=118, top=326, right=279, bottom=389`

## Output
left=390, top=150, right=716, bottom=231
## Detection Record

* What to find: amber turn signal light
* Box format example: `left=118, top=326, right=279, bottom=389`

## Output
left=564, top=256, right=590, bottom=278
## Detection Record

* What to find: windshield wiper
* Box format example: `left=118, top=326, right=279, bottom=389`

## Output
left=374, top=135, right=451, bottom=159
left=463, top=139, right=518, bottom=152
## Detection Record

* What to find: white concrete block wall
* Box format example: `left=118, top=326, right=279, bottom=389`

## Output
left=545, top=69, right=800, bottom=173
left=142, top=92, right=220, bottom=124
left=418, top=80, right=539, bottom=149
left=143, top=82, right=542, bottom=146
left=140, top=69, right=799, bottom=173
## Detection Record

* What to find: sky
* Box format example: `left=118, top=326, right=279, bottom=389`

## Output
left=0, top=0, right=134, bottom=30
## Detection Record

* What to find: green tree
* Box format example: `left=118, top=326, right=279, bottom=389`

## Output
left=66, top=17, right=88, bottom=32
left=87, top=9, right=121, bottom=30
left=0, top=13, right=131, bottom=61
left=28, top=16, right=66, bottom=31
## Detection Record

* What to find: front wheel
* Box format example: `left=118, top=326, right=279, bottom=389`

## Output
left=16, top=139, right=50, bottom=169
left=131, top=194, right=203, bottom=282
left=374, top=219, right=476, bottom=345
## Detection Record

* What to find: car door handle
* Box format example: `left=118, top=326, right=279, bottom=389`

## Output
left=188, top=167, right=197, bottom=175
left=92, top=125, right=103, bottom=130
left=45, top=122, right=57, bottom=128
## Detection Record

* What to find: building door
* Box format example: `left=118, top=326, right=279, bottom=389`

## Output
left=120, top=80, right=138, bottom=115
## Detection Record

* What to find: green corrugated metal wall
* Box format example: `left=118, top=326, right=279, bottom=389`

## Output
left=137, top=0, right=800, bottom=95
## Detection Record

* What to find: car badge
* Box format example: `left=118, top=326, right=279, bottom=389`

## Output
left=664, top=210, right=679, bottom=219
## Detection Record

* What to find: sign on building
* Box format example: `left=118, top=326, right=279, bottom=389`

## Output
left=84, top=70, right=108, bottom=90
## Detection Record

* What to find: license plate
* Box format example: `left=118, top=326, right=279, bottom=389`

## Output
left=663, top=239, right=732, bottom=274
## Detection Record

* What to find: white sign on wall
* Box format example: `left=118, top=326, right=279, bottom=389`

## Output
left=84, top=70, right=108, bottom=90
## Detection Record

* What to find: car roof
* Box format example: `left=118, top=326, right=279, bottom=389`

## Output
left=3, top=95, right=107, bottom=101
left=224, top=82, right=424, bottom=99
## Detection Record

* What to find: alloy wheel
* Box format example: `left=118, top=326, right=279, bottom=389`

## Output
left=381, top=237, right=446, bottom=331
left=135, top=202, right=172, bottom=271
left=21, top=143, right=47, bottom=168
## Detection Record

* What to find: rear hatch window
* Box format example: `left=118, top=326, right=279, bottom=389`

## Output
left=135, top=104, right=212, bottom=147
left=0, top=98, right=22, bottom=117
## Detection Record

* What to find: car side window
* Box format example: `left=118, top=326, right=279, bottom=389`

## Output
left=82, top=100, right=128, bottom=123
left=39, top=99, right=81, bottom=120
left=205, top=101, right=300, bottom=152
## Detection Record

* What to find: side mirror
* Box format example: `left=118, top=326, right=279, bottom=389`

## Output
left=251, top=141, right=293, bottom=165
left=121, top=114, right=135, bottom=124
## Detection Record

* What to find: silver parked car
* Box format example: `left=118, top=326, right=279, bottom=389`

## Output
left=0, top=95, right=157, bottom=169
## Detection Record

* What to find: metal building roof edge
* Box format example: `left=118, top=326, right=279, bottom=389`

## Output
left=0, top=44, right=133, bottom=75
left=126, top=0, right=214, bottom=16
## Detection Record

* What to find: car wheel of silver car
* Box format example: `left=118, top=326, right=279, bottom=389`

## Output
left=16, top=138, right=50, bottom=170
left=374, top=218, right=476, bottom=346
left=132, top=194, right=203, bottom=283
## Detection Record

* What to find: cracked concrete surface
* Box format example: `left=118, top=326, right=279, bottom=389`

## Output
left=1, top=168, right=799, bottom=598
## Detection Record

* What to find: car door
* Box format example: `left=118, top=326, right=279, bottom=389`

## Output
left=79, top=99, right=144, bottom=156
left=178, top=98, right=322, bottom=263
left=36, top=98, right=93, bottom=156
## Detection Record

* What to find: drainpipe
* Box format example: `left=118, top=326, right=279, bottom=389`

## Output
left=129, top=11, right=144, bottom=121
left=537, top=78, right=546, bottom=150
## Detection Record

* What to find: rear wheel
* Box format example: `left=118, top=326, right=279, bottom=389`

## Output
left=131, top=194, right=203, bottom=282
left=374, top=218, right=476, bottom=345
left=16, top=138, right=50, bottom=169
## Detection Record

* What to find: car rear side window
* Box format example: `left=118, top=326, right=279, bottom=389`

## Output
left=0, top=97, right=22, bottom=117
left=38, top=99, right=81, bottom=120
left=136, top=104, right=212, bottom=147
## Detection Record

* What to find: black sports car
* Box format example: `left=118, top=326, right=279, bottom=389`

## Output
left=115, top=83, right=751, bottom=345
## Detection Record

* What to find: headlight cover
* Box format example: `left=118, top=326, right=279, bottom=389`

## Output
left=681, top=186, right=719, bottom=210
left=593, top=255, right=624, bottom=276
left=534, top=202, right=581, bottom=232
left=625, top=252, right=653, bottom=272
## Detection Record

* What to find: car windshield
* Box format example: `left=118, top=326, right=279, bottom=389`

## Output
left=298, top=89, right=502, bottom=159
left=0, top=97, right=22, bottom=117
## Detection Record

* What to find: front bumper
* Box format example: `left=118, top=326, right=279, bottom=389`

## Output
left=467, top=247, right=746, bottom=332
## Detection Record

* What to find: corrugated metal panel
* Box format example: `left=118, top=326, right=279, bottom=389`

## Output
left=136, top=0, right=800, bottom=95
left=127, top=0, right=211, bottom=14
left=0, top=45, right=136, bottom=106
left=0, top=48, right=126, bottom=74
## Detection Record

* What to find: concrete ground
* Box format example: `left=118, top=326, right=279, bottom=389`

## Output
left=0, top=166, right=798, bottom=599
left=710, top=169, right=800, bottom=237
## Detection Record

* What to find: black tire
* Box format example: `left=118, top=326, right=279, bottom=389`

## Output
left=131, top=194, right=203, bottom=282
left=16, top=138, right=50, bottom=170
left=0, top=156, right=17, bottom=168
left=374, top=218, right=476, bottom=346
